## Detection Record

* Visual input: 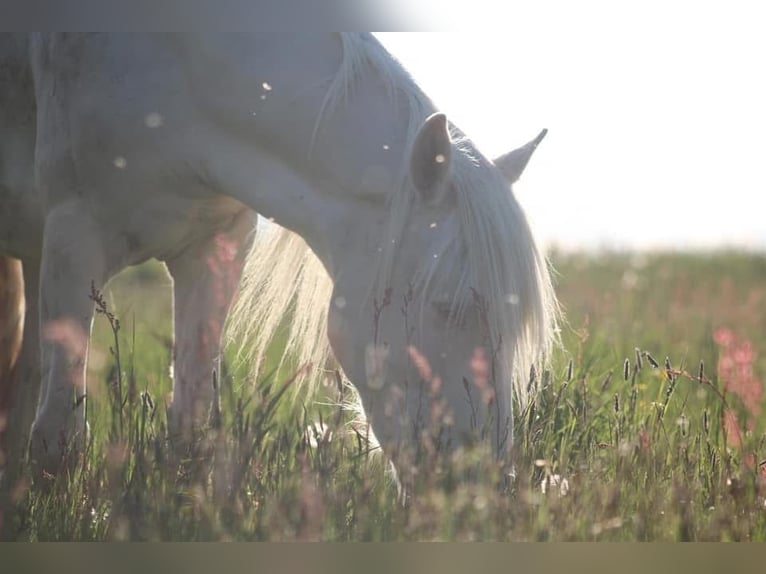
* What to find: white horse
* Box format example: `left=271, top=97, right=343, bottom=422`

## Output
left=0, top=33, right=557, bottom=479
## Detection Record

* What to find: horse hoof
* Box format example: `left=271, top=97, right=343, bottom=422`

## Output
left=28, top=428, right=67, bottom=481
left=28, top=419, right=88, bottom=481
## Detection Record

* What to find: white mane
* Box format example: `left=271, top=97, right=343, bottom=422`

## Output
left=227, top=33, right=559, bottom=419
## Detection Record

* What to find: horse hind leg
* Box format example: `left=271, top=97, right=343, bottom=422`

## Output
left=0, top=256, right=25, bottom=468
left=164, top=209, right=255, bottom=449
left=1, top=256, right=41, bottom=471
left=0, top=256, right=41, bottom=538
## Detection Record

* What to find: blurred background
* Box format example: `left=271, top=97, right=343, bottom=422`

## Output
left=376, top=8, right=766, bottom=252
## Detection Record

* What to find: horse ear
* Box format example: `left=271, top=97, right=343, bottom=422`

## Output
left=410, top=112, right=452, bottom=200
left=493, top=128, right=548, bottom=184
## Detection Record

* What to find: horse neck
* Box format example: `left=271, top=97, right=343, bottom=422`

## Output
left=178, top=34, right=437, bottom=274
left=248, top=33, right=435, bottom=201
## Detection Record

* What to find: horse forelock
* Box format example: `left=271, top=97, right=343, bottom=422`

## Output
left=449, top=152, right=560, bottom=413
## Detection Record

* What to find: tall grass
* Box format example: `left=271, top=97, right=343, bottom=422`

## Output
left=2, top=251, right=765, bottom=541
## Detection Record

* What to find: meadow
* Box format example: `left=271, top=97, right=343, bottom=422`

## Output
left=2, top=249, right=765, bottom=541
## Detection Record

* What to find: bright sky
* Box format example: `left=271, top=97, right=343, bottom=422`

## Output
left=375, top=5, right=766, bottom=251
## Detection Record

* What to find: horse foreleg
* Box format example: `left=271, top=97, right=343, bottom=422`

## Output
left=164, top=209, right=255, bottom=448
left=29, top=204, right=108, bottom=478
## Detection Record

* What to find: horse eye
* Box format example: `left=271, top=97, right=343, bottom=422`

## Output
left=432, top=296, right=468, bottom=326
left=431, top=294, right=475, bottom=330
left=432, top=300, right=453, bottom=319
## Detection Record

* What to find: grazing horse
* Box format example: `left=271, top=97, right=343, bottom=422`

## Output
left=0, top=33, right=557, bottom=479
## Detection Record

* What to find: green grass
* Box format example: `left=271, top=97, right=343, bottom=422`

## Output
left=2, top=250, right=766, bottom=541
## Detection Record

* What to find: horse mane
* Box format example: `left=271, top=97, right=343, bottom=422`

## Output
left=226, top=33, right=559, bottom=417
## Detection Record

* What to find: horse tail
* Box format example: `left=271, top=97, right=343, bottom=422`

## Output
left=0, top=255, right=25, bottom=455
left=226, top=223, right=333, bottom=397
